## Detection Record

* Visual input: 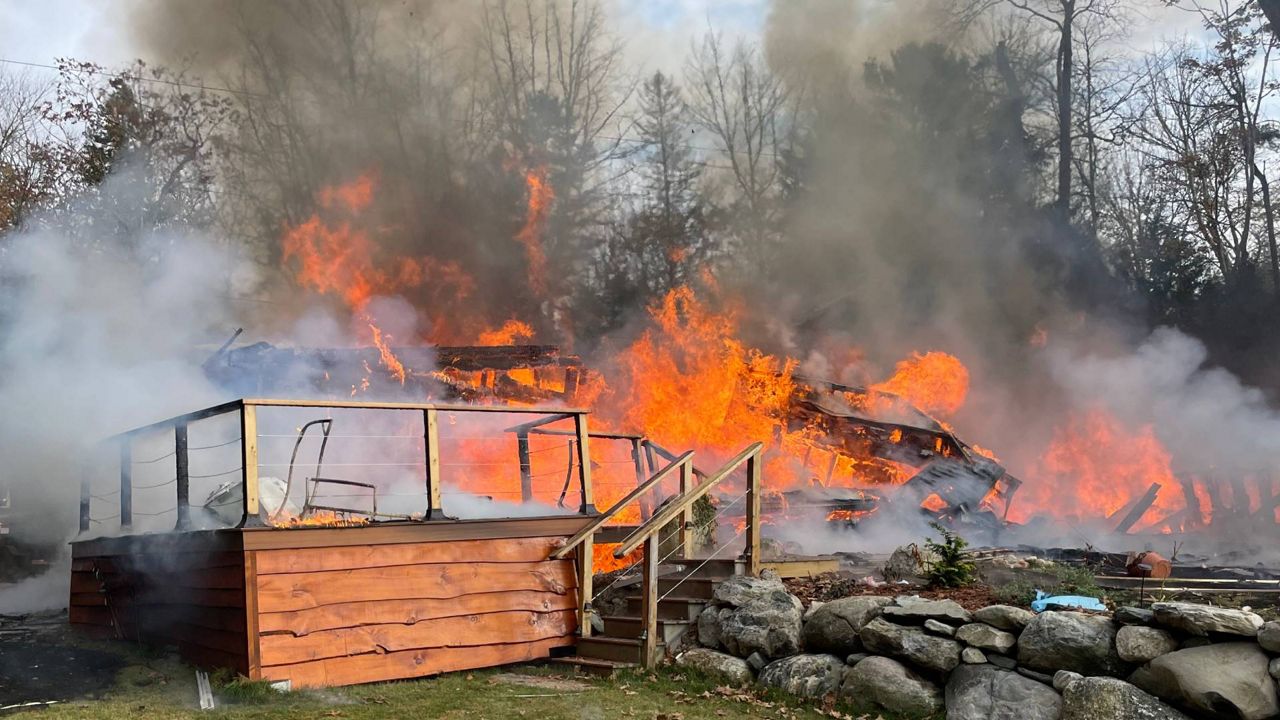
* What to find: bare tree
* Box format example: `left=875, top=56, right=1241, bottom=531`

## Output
left=0, top=69, right=66, bottom=232
left=685, top=31, right=792, bottom=278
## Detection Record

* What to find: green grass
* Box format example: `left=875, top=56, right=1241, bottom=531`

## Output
left=29, top=648, right=913, bottom=720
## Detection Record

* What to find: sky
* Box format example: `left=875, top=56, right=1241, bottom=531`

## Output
left=0, top=0, right=1209, bottom=88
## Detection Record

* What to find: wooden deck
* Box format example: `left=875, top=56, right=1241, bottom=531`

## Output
left=70, top=516, right=592, bottom=687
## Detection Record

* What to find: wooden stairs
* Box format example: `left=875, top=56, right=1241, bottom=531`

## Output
left=552, top=558, right=737, bottom=675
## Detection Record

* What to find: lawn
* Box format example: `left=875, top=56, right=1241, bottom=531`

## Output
left=26, top=652, right=893, bottom=720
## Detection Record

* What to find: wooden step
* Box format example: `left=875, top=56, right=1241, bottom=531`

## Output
left=577, top=636, right=662, bottom=664
left=546, top=655, right=637, bottom=677
left=602, top=615, right=693, bottom=645
left=656, top=576, right=716, bottom=598
left=625, top=594, right=707, bottom=620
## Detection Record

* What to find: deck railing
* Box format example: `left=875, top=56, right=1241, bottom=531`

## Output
left=79, top=398, right=596, bottom=533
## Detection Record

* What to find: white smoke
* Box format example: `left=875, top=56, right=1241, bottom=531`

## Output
left=0, top=167, right=254, bottom=612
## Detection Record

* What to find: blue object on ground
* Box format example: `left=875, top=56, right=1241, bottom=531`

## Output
left=1030, top=591, right=1106, bottom=613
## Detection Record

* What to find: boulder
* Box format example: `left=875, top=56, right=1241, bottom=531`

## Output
left=883, top=544, right=937, bottom=581
left=923, top=618, right=956, bottom=637
left=988, top=654, right=1016, bottom=670
left=961, top=647, right=987, bottom=664
left=801, top=596, right=890, bottom=656
left=802, top=600, right=825, bottom=622
left=1018, top=610, right=1128, bottom=676
left=720, top=590, right=804, bottom=660
left=1061, top=676, right=1193, bottom=720
left=945, top=665, right=1062, bottom=720
left=674, top=648, right=753, bottom=685
left=1269, top=657, right=1280, bottom=681
left=956, top=623, right=1017, bottom=654
left=1016, top=667, right=1054, bottom=685
left=746, top=652, right=767, bottom=673
left=1054, top=670, right=1083, bottom=692
left=845, top=652, right=868, bottom=665
left=1115, top=606, right=1156, bottom=626
left=1257, top=620, right=1280, bottom=653
left=713, top=575, right=790, bottom=608
left=697, top=606, right=731, bottom=650
left=859, top=617, right=962, bottom=674
left=882, top=595, right=972, bottom=626
left=973, top=605, right=1036, bottom=632
left=1151, top=602, right=1264, bottom=637
left=1130, top=642, right=1279, bottom=720
left=839, top=655, right=943, bottom=717
left=1116, top=625, right=1179, bottom=664
left=757, top=654, right=844, bottom=699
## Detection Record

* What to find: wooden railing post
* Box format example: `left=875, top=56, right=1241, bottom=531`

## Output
left=743, top=450, right=762, bottom=576
left=423, top=408, right=443, bottom=519
left=575, top=413, right=595, bottom=514
left=579, top=533, right=594, bottom=639
left=237, top=403, right=264, bottom=528
left=640, top=533, right=659, bottom=668
left=119, top=438, right=132, bottom=530
left=630, top=438, right=651, bottom=521
left=174, top=422, right=190, bottom=530
left=678, top=459, right=694, bottom=560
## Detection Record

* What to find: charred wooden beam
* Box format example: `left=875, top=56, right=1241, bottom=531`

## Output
left=1110, top=482, right=1160, bottom=534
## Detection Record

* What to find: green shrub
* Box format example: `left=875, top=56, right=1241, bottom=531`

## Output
left=923, top=522, right=977, bottom=588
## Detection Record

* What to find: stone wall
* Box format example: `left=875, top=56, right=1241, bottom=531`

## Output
left=675, top=574, right=1280, bottom=719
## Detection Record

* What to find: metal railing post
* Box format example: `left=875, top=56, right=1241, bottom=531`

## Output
left=174, top=422, right=190, bottom=530
left=743, top=450, right=762, bottom=576
left=119, top=438, right=132, bottom=530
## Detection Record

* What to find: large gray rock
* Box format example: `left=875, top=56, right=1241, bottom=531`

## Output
left=720, top=590, right=804, bottom=660
left=956, top=623, right=1017, bottom=654
left=1257, top=620, right=1280, bottom=653
left=1116, top=625, right=1179, bottom=664
left=1018, top=610, right=1129, bottom=677
left=945, top=665, right=1062, bottom=720
left=973, top=605, right=1035, bottom=632
left=712, top=575, right=790, bottom=608
left=757, top=654, right=844, bottom=699
left=1269, top=657, right=1280, bottom=681
left=883, top=544, right=937, bottom=581
left=840, top=655, right=943, bottom=718
left=882, top=595, right=973, bottom=626
left=1061, top=676, right=1192, bottom=720
left=1131, top=642, right=1279, bottom=720
left=1151, top=602, right=1264, bottom=637
left=801, top=596, right=890, bottom=656
left=1054, top=670, right=1083, bottom=692
left=697, top=606, right=731, bottom=650
left=924, top=618, right=956, bottom=637
left=961, top=647, right=987, bottom=664
left=1115, top=606, right=1156, bottom=626
left=674, top=648, right=753, bottom=685
left=859, top=617, right=962, bottom=674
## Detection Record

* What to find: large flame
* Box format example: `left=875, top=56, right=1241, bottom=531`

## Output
left=515, top=165, right=553, bottom=298
left=870, top=351, right=969, bottom=419
left=1015, top=407, right=1184, bottom=530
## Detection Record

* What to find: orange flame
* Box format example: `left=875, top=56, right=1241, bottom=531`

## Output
left=515, top=166, right=553, bottom=297
left=1014, top=407, right=1183, bottom=529
left=870, top=351, right=969, bottom=419
left=478, top=319, right=536, bottom=346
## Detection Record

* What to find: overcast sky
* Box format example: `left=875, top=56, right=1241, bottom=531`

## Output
left=0, top=0, right=1206, bottom=82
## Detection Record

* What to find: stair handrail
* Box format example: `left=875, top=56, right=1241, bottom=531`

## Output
left=612, top=442, right=764, bottom=559
left=549, top=450, right=694, bottom=561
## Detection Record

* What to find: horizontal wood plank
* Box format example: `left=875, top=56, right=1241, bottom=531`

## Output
left=260, top=609, right=576, bottom=666
left=72, top=551, right=245, bottom=573
left=257, top=560, right=576, bottom=612
left=258, top=590, right=577, bottom=636
left=260, top=636, right=572, bottom=688
left=240, top=516, right=593, bottom=552
left=254, top=536, right=563, bottom=575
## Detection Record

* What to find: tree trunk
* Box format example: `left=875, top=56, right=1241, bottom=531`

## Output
left=1056, top=4, right=1074, bottom=219
left=1254, top=162, right=1280, bottom=293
